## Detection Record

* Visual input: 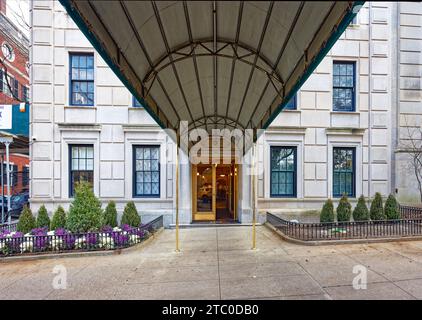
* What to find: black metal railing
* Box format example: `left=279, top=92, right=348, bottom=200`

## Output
left=0, top=215, right=163, bottom=257
left=399, top=205, right=422, bottom=219
left=0, top=221, right=17, bottom=233
left=267, top=209, right=422, bottom=242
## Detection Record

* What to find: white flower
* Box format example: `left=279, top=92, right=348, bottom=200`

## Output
left=129, top=234, right=140, bottom=244
left=50, top=238, right=63, bottom=250
left=47, top=231, right=55, bottom=236
left=24, top=233, right=33, bottom=237
left=98, top=236, right=114, bottom=249
left=20, top=240, right=34, bottom=253
left=74, top=236, right=86, bottom=249
left=0, top=242, right=5, bottom=251
left=122, top=231, right=128, bottom=236
left=112, top=227, right=121, bottom=232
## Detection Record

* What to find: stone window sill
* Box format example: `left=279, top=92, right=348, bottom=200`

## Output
left=64, top=105, right=97, bottom=110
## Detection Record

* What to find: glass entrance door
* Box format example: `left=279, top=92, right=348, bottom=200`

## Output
left=215, top=165, right=231, bottom=221
left=192, top=163, right=238, bottom=222
left=192, top=164, right=215, bottom=221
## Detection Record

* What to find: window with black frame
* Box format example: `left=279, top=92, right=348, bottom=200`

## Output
left=270, top=146, right=297, bottom=197
left=0, top=163, right=6, bottom=186
left=0, top=69, right=3, bottom=92
left=22, top=86, right=29, bottom=102
left=69, top=53, right=94, bottom=106
left=0, top=164, right=16, bottom=187
left=333, top=61, right=355, bottom=112
left=283, top=94, right=297, bottom=110
left=133, top=146, right=160, bottom=197
left=333, top=147, right=355, bottom=197
left=11, top=165, right=17, bottom=187
left=13, top=79, right=19, bottom=99
left=2, top=73, right=13, bottom=96
left=132, top=96, right=143, bottom=108
left=69, top=145, right=94, bottom=197
left=22, top=166, right=29, bottom=187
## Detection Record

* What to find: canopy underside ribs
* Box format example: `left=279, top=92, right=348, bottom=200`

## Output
left=62, top=0, right=362, bottom=136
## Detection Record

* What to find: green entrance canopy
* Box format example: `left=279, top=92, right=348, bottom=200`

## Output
left=59, top=1, right=363, bottom=134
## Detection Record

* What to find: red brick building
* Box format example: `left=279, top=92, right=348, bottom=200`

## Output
left=1, top=153, right=29, bottom=194
left=0, top=0, right=29, bottom=105
left=0, top=0, right=29, bottom=201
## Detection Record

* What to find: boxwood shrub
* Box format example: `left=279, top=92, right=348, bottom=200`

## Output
left=66, top=181, right=103, bottom=233
left=36, top=205, right=50, bottom=229
left=121, top=201, right=140, bottom=227
left=353, top=195, right=369, bottom=221
left=103, top=201, right=118, bottom=227
left=336, top=194, right=352, bottom=222
left=50, top=205, right=67, bottom=231
left=384, top=194, right=400, bottom=220
left=17, top=205, right=36, bottom=234
left=320, top=199, right=334, bottom=223
left=370, top=192, right=386, bottom=221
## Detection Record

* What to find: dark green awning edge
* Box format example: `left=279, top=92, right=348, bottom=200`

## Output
left=59, top=0, right=364, bottom=135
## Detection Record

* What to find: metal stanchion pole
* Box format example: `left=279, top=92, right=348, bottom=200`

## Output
left=5, top=141, right=11, bottom=225
left=252, top=142, right=256, bottom=250
left=0, top=105, right=2, bottom=225
left=175, top=135, right=180, bottom=252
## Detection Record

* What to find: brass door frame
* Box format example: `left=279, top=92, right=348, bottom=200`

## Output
left=192, top=163, right=238, bottom=222
left=192, top=164, right=216, bottom=221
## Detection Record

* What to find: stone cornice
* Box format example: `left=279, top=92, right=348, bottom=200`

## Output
left=265, top=126, right=307, bottom=135
left=325, top=127, right=366, bottom=136
left=122, top=124, right=162, bottom=132
left=57, top=123, right=102, bottom=132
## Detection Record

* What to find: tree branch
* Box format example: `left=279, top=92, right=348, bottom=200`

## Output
left=0, top=57, right=24, bottom=103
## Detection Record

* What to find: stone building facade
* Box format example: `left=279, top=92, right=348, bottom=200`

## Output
left=395, top=2, right=422, bottom=203
left=29, top=1, right=422, bottom=225
left=0, top=0, right=29, bottom=106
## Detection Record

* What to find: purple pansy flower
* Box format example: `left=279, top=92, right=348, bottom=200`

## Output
left=31, top=227, right=48, bottom=236
left=54, top=228, right=68, bottom=236
left=12, top=231, right=24, bottom=238
left=101, top=225, right=113, bottom=233
left=62, top=234, right=76, bottom=250
left=33, top=236, right=49, bottom=251
left=86, top=233, right=98, bottom=247
left=120, top=224, right=133, bottom=232
left=112, top=232, right=129, bottom=247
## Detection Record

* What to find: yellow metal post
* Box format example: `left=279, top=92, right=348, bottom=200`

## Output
left=175, top=136, right=180, bottom=252
left=252, top=143, right=256, bottom=250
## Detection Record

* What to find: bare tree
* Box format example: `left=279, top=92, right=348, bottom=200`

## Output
left=6, top=0, right=29, bottom=32
left=400, top=115, right=422, bottom=202
left=1, top=0, right=29, bottom=103
left=0, top=57, right=25, bottom=103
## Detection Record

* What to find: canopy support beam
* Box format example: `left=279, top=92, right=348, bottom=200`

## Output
left=0, top=136, right=13, bottom=225
left=251, top=135, right=257, bottom=250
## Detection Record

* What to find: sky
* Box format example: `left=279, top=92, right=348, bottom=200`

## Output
left=5, top=0, right=30, bottom=38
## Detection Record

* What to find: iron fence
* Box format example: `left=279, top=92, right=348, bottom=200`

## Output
left=0, top=215, right=163, bottom=257
left=399, top=205, right=422, bottom=219
left=267, top=205, right=422, bottom=242
left=0, top=221, right=17, bottom=233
